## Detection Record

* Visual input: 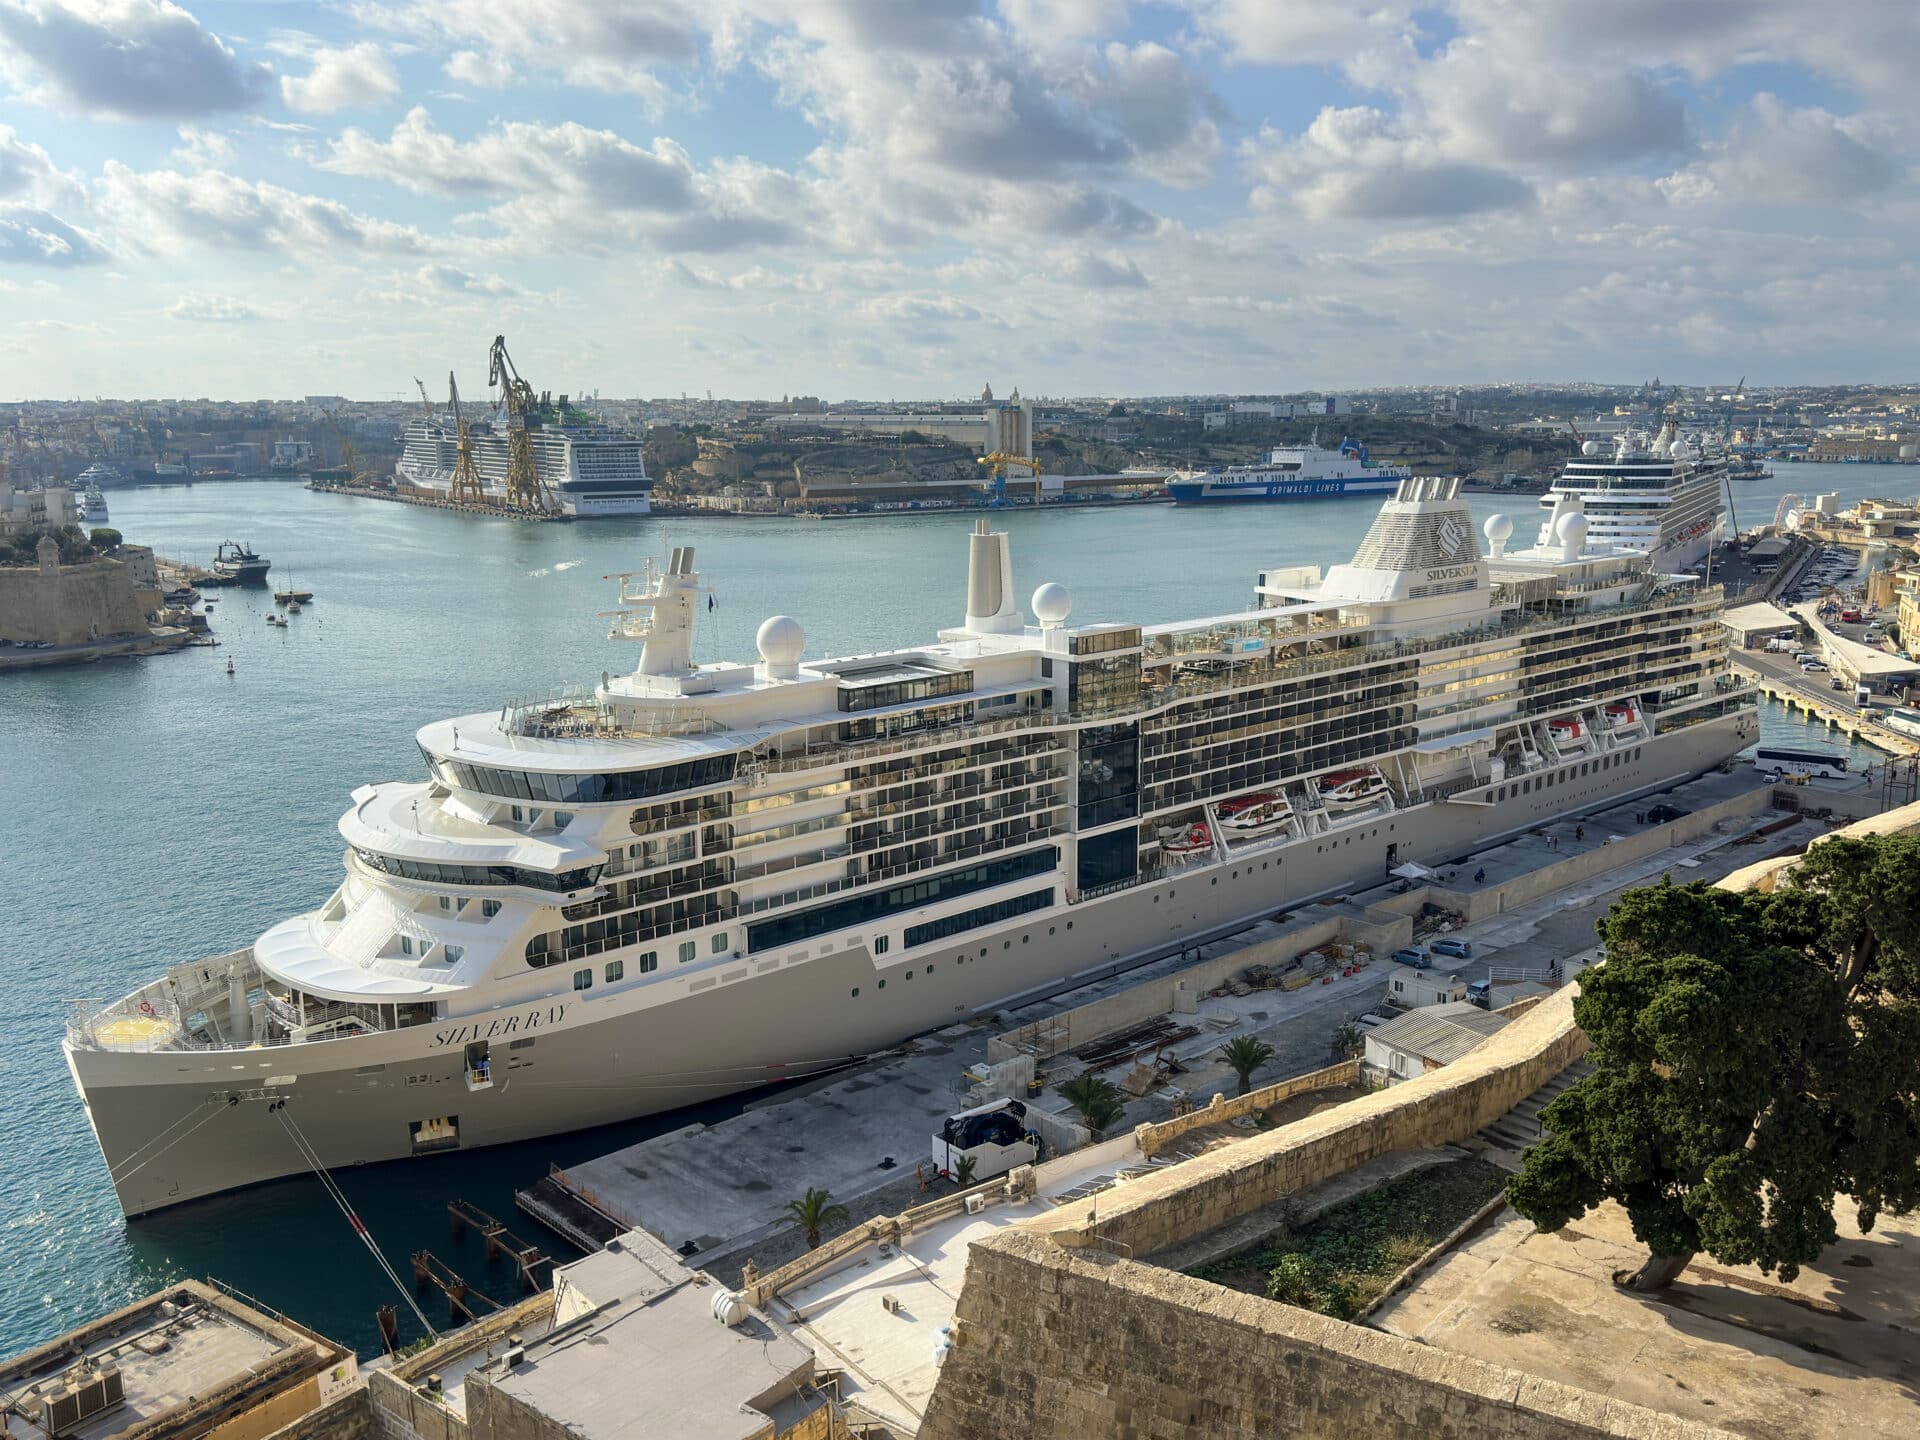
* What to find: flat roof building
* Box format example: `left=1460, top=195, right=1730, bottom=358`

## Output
left=0, top=1280, right=355, bottom=1440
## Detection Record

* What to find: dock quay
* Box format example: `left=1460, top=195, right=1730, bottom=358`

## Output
left=306, top=478, right=572, bottom=521
left=1734, top=656, right=1920, bottom=756
left=538, top=768, right=1810, bottom=1292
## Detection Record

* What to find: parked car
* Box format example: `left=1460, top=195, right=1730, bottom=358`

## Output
left=1830, top=677, right=1846, bottom=691
left=1466, top=980, right=1493, bottom=1010
left=1392, top=947, right=1432, bottom=969
left=1430, top=938, right=1473, bottom=959
left=1645, top=802, right=1690, bottom=824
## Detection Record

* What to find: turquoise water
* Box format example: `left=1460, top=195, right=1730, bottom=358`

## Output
left=0, top=463, right=1897, bottom=1357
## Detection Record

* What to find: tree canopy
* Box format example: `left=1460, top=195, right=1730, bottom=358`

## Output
left=1507, top=834, right=1920, bottom=1289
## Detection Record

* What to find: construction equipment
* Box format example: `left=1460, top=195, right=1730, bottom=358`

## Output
left=488, top=334, right=550, bottom=512
left=977, top=451, right=1043, bottom=507
left=413, top=376, right=438, bottom=422
left=446, top=371, right=486, bottom=506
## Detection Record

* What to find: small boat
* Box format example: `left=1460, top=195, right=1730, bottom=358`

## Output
left=211, top=540, right=271, bottom=586
left=226, top=659, right=235, bottom=675
left=287, top=600, right=303, bottom=613
left=1318, top=767, right=1391, bottom=809
left=1604, top=702, right=1640, bottom=728
left=1546, top=716, right=1594, bottom=752
left=273, top=585, right=313, bottom=604
left=1217, top=792, right=1292, bottom=831
left=1162, top=822, right=1213, bottom=855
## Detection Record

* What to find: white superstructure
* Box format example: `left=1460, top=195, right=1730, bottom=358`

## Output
left=65, top=480, right=1755, bottom=1217
left=397, top=414, right=652, bottom=517
left=1540, top=422, right=1727, bottom=571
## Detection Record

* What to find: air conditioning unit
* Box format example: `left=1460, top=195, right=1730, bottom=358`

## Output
left=41, top=1366, right=123, bottom=1436
left=965, top=1193, right=987, bottom=1215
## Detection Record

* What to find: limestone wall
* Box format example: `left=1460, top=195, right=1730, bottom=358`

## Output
left=919, top=1231, right=1733, bottom=1440
left=0, top=557, right=152, bottom=643
left=263, top=1387, right=375, bottom=1440
left=1136, top=1059, right=1358, bottom=1158
left=1029, top=983, right=1586, bottom=1259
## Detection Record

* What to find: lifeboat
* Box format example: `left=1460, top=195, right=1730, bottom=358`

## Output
left=1319, top=767, right=1390, bottom=809
left=1548, top=717, right=1584, bottom=742
left=1217, top=793, right=1293, bottom=831
left=1162, top=822, right=1213, bottom=855
left=1604, top=702, right=1640, bottom=727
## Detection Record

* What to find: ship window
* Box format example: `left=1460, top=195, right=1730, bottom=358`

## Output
left=1041, top=659, right=1053, bottom=678
left=573, top=969, right=592, bottom=991
left=438, top=896, right=452, bottom=911
left=400, top=936, right=413, bottom=955
left=483, top=899, right=502, bottom=917
left=877, top=978, right=886, bottom=989
left=444, top=944, right=463, bottom=964
left=711, top=932, right=729, bottom=954
left=875, top=935, right=890, bottom=954
left=679, top=940, right=696, bottom=963
left=510, top=1038, right=535, bottom=1050
left=851, top=988, right=860, bottom=998
left=639, top=951, right=657, bottom=973
left=605, top=960, right=624, bottom=983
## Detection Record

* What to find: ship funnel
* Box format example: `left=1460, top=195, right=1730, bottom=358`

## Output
left=963, top=519, right=1022, bottom=635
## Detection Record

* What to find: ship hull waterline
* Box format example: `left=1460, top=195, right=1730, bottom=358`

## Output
left=70, top=712, right=1751, bottom=1219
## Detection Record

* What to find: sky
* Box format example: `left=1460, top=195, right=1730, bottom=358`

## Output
left=0, top=0, right=1915, bottom=401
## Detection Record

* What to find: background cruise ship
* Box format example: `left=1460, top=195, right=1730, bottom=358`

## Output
left=1170, top=436, right=1410, bottom=503
left=1539, top=422, right=1728, bottom=571
left=397, top=408, right=652, bottom=516
left=66, top=478, right=1754, bottom=1216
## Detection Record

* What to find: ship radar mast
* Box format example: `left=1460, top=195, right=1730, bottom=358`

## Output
left=601, top=546, right=702, bottom=677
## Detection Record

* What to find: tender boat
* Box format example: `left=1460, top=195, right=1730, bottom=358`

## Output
left=1318, top=767, right=1391, bottom=809
left=1217, top=793, right=1293, bottom=831
left=1162, top=822, right=1213, bottom=855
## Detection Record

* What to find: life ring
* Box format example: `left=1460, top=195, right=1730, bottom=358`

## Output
left=139, top=1000, right=157, bottom=1017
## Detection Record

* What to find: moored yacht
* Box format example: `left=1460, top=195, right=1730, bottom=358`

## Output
left=65, top=478, right=1756, bottom=1216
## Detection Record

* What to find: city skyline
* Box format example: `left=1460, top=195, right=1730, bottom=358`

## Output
left=1, top=1, right=1917, bottom=400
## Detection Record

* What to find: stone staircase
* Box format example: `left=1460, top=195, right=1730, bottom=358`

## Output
left=1475, top=1058, right=1591, bottom=1162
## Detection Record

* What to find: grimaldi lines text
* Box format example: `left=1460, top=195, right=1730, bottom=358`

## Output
left=65, top=476, right=1756, bottom=1215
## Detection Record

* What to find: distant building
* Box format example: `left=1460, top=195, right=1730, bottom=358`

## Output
left=271, top=438, right=315, bottom=471
left=0, top=1279, right=355, bottom=1440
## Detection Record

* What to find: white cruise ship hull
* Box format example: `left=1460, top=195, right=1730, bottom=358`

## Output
left=69, top=710, right=1750, bottom=1218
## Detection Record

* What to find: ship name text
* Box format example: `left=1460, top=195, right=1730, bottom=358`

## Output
left=433, top=1004, right=567, bottom=1048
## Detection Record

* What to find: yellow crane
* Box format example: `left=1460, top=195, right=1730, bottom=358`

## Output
left=976, top=451, right=1045, bottom=507
left=446, top=371, right=486, bottom=506
left=488, top=334, right=550, bottom=512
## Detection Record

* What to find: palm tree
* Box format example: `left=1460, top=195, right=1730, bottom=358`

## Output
left=1332, top=1022, right=1363, bottom=1058
left=952, top=1154, right=978, bottom=1186
left=1059, top=1074, right=1126, bottom=1137
left=783, top=1186, right=850, bottom=1249
left=1221, top=1036, right=1277, bottom=1097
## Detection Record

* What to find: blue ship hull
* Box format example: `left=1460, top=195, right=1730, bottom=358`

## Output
left=1168, top=476, right=1403, bottom=504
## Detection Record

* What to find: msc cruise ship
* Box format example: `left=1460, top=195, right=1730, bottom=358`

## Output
left=66, top=478, right=1755, bottom=1215
left=1540, top=422, right=1728, bottom=572
left=396, top=413, right=652, bottom=517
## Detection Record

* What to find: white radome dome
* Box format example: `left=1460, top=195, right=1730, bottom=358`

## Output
left=756, top=614, right=806, bottom=667
left=1555, top=512, right=1589, bottom=549
left=1031, top=582, right=1073, bottom=626
left=1581, top=439, right=1600, bottom=456
left=1483, top=513, right=1514, bottom=544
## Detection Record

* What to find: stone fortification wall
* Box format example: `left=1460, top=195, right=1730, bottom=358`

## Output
left=1026, top=983, right=1585, bottom=1258
left=920, top=1230, right=1733, bottom=1440
left=262, top=1387, right=375, bottom=1440
left=0, top=557, right=152, bottom=643
left=1136, top=1058, right=1359, bottom=1158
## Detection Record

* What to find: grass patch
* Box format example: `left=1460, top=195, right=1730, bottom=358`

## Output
left=1190, top=1157, right=1508, bottom=1318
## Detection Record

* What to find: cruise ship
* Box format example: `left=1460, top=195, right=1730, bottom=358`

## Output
left=1169, top=437, right=1411, bottom=503
left=1540, top=422, right=1728, bottom=571
left=396, top=411, right=652, bottom=517
left=64, top=478, right=1755, bottom=1216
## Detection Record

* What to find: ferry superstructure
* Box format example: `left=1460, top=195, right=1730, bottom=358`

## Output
left=1541, top=423, right=1728, bottom=571
left=396, top=415, right=652, bottom=517
left=65, top=479, right=1755, bottom=1216
left=1169, top=437, right=1410, bottom=504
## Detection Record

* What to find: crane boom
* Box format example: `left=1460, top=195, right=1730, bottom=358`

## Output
left=447, top=370, right=485, bottom=506
left=488, top=334, right=549, bottom=512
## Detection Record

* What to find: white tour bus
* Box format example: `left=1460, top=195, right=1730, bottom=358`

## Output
left=1754, top=745, right=1849, bottom=780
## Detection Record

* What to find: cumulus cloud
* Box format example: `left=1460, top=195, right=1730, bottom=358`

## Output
left=416, top=262, right=511, bottom=295
left=0, top=203, right=107, bottom=263
left=99, top=161, right=436, bottom=254
left=170, top=124, right=234, bottom=166
left=1244, top=108, right=1533, bottom=220
left=1662, top=94, right=1901, bottom=206
left=281, top=42, right=401, bottom=114
left=0, top=1, right=273, bottom=118
left=166, top=292, right=263, bottom=321
left=1059, top=247, right=1148, bottom=287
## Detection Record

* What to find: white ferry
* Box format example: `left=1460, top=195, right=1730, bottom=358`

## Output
left=1540, top=422, right=1728, bottom=571
left=396, top=411, right=652, bottom=517
left=65, top=479, right=1756, bottom=1216
left=1169, top=437, right=1410, bottom=504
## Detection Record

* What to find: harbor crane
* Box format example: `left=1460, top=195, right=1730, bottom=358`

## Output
left=977, top=451, right=1044, bottom=508
left=488, top=334, right=551, bottom=512
left=446, top=371, right=486, bottom=507
left=323, top=409, right=377, bottom=487
left=413, top=377, right=439, bottom=422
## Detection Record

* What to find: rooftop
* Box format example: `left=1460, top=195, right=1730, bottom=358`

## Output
left=1366, top=1000, right=1511, bottom=1067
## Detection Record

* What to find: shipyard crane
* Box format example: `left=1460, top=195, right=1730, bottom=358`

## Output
left=413, top=377, right=439, bottom=422
left=488, top=334, right=551, bottom=512
left=446, top=371, right=486, bottom=507
left=977, top=451, right=1044, bottom=508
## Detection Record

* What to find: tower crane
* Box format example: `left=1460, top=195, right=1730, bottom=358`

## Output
left=488, top=334, right=550, bottom=512
left=447, top=371, right=486, bottom=507
left=976, top=451, right=1044, bottom=508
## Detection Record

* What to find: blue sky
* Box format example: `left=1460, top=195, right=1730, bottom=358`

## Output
left=0, top=0, right=1914, bottom=399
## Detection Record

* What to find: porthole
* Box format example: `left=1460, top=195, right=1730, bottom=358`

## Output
left=851, top=987, right=860, bottom=998
left=1210, top=877, right=1218, bottom=886
left=1049, top=926, right=1056, bottom=936
left=877, top=979, right=886, bottom=989
left=1066, top=921, right=1073, bottom=930
left=1004, top=941, right=1012, bottom=950
left=1022, top=935, right=1030, bottom=944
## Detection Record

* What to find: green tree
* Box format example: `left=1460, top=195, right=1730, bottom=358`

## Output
left=1221, top=1036, right=1277, bottom=1097
left=1333, top=1022, right=1363, bottom=1057
left=782, top=1186, right=850, bottom=1250
left=952, top=1154, right=978, bottom=1187
left=89, top=527, right=123, bottom=549
left=1507, top=839, right=1920, bottom=1291
left=1059, top=1074, right=1126, bottom=1138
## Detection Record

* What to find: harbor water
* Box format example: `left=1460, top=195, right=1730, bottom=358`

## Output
left=0, top=462, right=1900, bottom=1357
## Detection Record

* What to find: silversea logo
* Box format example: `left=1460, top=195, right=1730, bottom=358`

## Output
left=1423, top=564, right=1477, bottom=582
left=433, top=1003, right=567, bottom=1048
